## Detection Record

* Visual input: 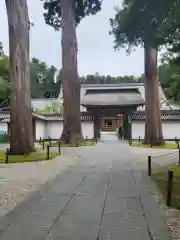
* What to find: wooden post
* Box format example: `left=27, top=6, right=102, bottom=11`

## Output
left=42, top=141, right=45, bottom=150
left=39, top=137, right=41, bottom=144
left=128, top=115, right=132, bottom=142
left=58, top=143, right=61, bottom=155
left=150, top=136, right=153, bottom=148
left=167, top=170, right=173, bottom=207
left=129, top=136, right=132, bottom=146
left=93, top=114, right=98, bottom=140
left=5, top=148, right=9, bottom=164
left=47, top=146, right=50, bottom=159
left=138, top=136, right=140, bottom=142
left=49, top=136, right=51, bottom=147
left=148, top=156, right=151, bottom=176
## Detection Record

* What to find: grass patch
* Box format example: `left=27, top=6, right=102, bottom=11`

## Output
left=131, top=142, right=178, bottom=149
left=152, top=166, right=180, bottom=209
left=0, top=150, right=57, bottom=163
left=40, top=141, right=96, bottom=147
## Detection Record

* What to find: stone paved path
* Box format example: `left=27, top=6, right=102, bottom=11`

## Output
left=0, top=133, right=171, bottom=239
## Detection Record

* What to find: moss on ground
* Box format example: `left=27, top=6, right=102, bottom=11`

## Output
left=152, top=166, right=180, bottom=209
left=40, top=141, right=96, bottom=147
left=131, top=142, right=178, bottom=149
left=0, top=150, right=57, bottom=163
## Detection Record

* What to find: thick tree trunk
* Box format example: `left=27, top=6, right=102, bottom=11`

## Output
left=6, top=0, right=35, bottom=154
left=60, top=0, right=83, bottom=144
left=144, top=46, right=164, bottom=146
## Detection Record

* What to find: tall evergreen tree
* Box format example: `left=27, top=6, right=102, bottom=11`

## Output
left=42, top=0, right=103, bottom=143
left=110, top=0, right=180, bottom=145
left=5, top=0, right=35, bottom=154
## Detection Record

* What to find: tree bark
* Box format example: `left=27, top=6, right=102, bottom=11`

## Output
left=60, top=0, right=83, bottom=144
left=144, top=46, right=164, bottom=146
left=5, top=0, right=35, bottom=154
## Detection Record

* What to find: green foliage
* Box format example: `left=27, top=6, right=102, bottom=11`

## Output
left=109, top=0, right=180, bottom=105
left=110, top=0, right=180, bottom=50
left=30, top=57, right=62, bottom=98
left=0, top=150, right=57, bottom=163
left=41, top=140, right=96, bottom=147
left=0, top=56, right=11, bottom=104
left=0, top=55, right=9, bottom=80
left=0, top=55, right=62, bottom=105
left=152, top=166, right=180, bottom=209
left=41, top=0, right=103, bottom=30
left=35, top=101, right=63, bottom=114
left=158, top=62, right=180, bottom=101
left=80, top=73, right=143, bottom=84
left=0, top=77, right=11, bottom=99
left=0, top=42, right=4, bottom=56
left=131, top=141, right=178, bottom=149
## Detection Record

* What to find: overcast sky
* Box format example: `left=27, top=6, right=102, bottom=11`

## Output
left=0, top=0, right=144, bottom=77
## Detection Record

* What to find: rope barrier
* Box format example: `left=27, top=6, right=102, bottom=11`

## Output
left=152, top=150, right=179, bottom=159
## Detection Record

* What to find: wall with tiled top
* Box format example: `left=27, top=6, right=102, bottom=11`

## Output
left=132, top=121, right=180, bottom=140
left=35, top=121, right=94, bottom=140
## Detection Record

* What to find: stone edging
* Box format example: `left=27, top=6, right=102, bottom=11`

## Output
left=132, top=169, right=171, bottom=239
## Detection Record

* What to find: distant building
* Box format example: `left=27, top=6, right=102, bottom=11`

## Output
left=0, top=82, right=180, bottom=141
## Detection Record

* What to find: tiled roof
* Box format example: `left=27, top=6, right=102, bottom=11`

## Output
left=1, top=112, right=47, bottom=123
left=81, top=83, right=144, bottom=89
left=41, top=114, right=94, bottom=121
left=1, top=117, right=9, bottom=123
left=132, top=111, right=180, bottom=121
left=2, top=110, right=180, bottom=123
left=32, top=113, right=47, bottom=120
left=82, top=91, right=145, bottom=107
left=0, top=112, right=10, bottom=119
left=42, top=115, right=64, bottom=121
left=1, top=112, right=94, bottom=122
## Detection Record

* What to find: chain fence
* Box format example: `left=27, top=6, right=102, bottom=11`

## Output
left=144, top=149, right=180, bottom=177
left=145, top=149, right=180, bottom=208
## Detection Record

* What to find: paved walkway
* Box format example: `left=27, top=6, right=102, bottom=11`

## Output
left=0, top=133, right=171, bottom=239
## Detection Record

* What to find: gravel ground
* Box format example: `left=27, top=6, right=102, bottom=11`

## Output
left=132, top=146, right=180, bottom=240
left=0, top=141, right=179, bottom=238
left=131, top=146, right=178, bottom=167
left=0, top=147, right=84, bottom=218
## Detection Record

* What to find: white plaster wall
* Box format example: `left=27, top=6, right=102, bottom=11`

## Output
left=82, top=122, right=94, bottom=139
left=0, top=123, right=8, bottom=133
left=35, top=119, right=180, bottom=141
left=132, top=121, right=180, bottom=140
left=132, top=122, right=145, bottom=139
left=35, top=121, right=46, bottom=140
left=46, top=121, right=94, bottom=139
left=46, top=122, right=63, bottom=139
left=36, top=120, right=94, bottom=140
left=162, top=122, right=180, bottom=139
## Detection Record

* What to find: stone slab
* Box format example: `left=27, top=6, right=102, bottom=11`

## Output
left=0, top=136, right=172, bottom=240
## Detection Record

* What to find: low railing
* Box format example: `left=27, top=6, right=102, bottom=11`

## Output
left=38, top=136, right=94, bottom=144
left=131, top=136, right=180, bottom=147
left=129, top=135, right=180, bottom=208
left=147, top=150, right=180, bottom=207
